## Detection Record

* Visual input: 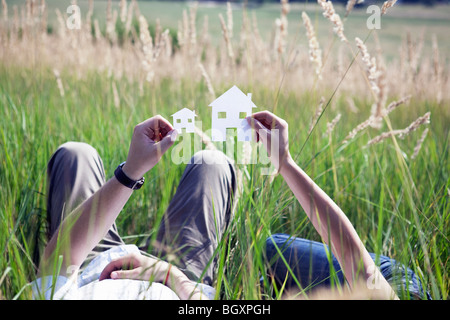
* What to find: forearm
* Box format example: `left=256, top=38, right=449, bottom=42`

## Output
left=40, top=177, right=133, bottom=277
left=280, top=156, right=383, bottom=289
left=248, top=111, right=396, bottom=298
left=280, top=156, right=397, bottom=298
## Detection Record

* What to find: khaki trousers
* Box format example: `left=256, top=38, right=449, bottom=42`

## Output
left=46, top=142, right=236, bottom=285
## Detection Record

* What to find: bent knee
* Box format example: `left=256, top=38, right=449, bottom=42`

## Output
left=53, top=141, right=101, bottom=163
left=191, top=149, right=233, bottom=166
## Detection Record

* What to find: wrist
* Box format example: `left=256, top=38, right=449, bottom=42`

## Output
left=279, top=152, right=294, bottom=176
left=115, top=162, right=145, bottom=190
left=166, top=267, right=205, bottom=300
left=164, top=265, right=187, bottom=289
left=122, top=162, right=145, bottom=181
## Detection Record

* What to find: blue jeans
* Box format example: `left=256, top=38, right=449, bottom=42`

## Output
left=264, top=233, right=430, bottom=300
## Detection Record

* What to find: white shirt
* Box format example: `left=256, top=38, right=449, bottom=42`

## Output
left=31, top=244, right=215, bottom=300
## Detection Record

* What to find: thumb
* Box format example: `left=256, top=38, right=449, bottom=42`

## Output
left=158, top=129, right=178, bottom=154
left=249, top=118, right=271, bottom=143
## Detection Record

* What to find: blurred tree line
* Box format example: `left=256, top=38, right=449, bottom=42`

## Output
left=165, top=0, right=449, bottom=7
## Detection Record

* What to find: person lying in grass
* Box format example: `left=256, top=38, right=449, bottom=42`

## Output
left=34, top=112, right=428, bottom=300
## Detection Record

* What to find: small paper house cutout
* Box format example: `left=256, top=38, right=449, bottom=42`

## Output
left=171, top=108, right=197, bottom=133
left=209, top=86, right=257, bottom=141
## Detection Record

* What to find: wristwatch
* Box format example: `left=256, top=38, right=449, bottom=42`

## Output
left=114, top=162, right=145, bottom=190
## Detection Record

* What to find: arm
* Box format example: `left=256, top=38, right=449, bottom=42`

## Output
left=248, top=111, right=397, bottom=299
left=39, top=116, right=177, bottom=279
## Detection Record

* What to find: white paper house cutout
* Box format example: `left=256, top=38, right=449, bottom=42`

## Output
left=209, top=86, right=257, bottom=141
left=171, top=108, right=197, bottom=133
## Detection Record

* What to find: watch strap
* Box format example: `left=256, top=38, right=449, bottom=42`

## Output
left=114, top=162, right=145, bottom=190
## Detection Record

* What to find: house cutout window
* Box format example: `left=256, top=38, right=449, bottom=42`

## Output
left=218, top=112, right=227, bottom=119
left=208, top=85, right=257, bottom=141
left=171, top=107, right=196, bottom=134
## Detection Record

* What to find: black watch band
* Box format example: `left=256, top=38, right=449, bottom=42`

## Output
left=114, top=162, right=145, bottom=190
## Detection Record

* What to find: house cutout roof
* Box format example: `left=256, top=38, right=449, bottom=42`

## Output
left=209, top=85, right=257, bottom=109
left=171, top=107, right=197, bottom=118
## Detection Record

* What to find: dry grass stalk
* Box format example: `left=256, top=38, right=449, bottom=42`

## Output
left=355, top=37, right=385, bottom=128
left=226, top=2, right=233, bottom=39
left=182, top=9, right=189, bottom=48
left=161, top=29, right=172, bottom=58
left=345, top=0, right=357, bottom=16
left=219, top=13, right=234, bottom=60
left=0, top=0, right=447, bottom=103
left=384, top=95, right=411, bottom=116
left=154, top=18, right=162, bottom=46
left=177, top=16, right=185, bottom=49
left=106, top=0, right=118, bottom=43
left=302, top=12, right=322, bottom=80
left=317, top=0, right=347, bottom=43
left=120, top=0, right=127, bottom=23
left=152, top=22, right=171, bottom=62
left=53, top=68, right=65, bottom=98
left=407, top=31, right=424, bottom=76
left=309, top=96, right=325, bottom=134
left=125, top=0, right=134, bottom=35
left=176, top=8, right=193, bottom=56
left=367, top=112, right=430, bottom=145
left=355, top=37, right=380, bottom=99
left=342, top=95, right=411, bottom=144
left=381, top=0, right=398, bottom=15
left=139, top=15, right=154, bottom=82
left=276, top=0, right=290, bottom=55
left=346, top=96, right=359, bottom=113
left=432, top=34, right=443, bottom=103
left=189, top=2, right=198, bottom=48
left=373, top=33, right=388, bottom=128
left=2, top=0, right=7, bottom=23
left=85, top=0, right=94, bottom=40
left=93, top=19, right=101, bottom=40
left=398, top=111, right=431, bottom=139
left=326, top=113, right=342, bottom=137
left=198, top=62, right=216, bottom=99
left=55, top=8, right=66, bottom=39
left=343, top=117, right=372, bottom=144
left=367, top=129, right=404, bottom=145
left=345, top=0, right=364, bottom=17
left=432, top=35, right=441, bottom=79
left=411, top=128, right=429, bottom=160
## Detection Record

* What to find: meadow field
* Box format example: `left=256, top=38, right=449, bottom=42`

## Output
left=0, top=0, right=449, bottom=300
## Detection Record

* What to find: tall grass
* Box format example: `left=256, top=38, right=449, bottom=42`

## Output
left=0, top=0, right=449, bottom=300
